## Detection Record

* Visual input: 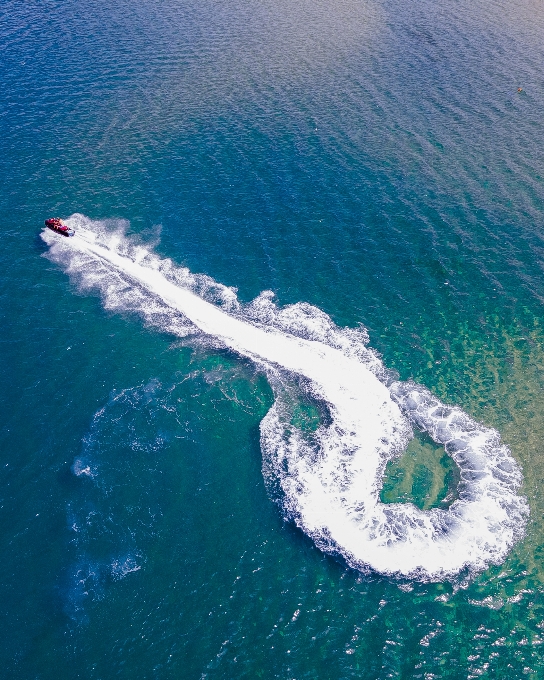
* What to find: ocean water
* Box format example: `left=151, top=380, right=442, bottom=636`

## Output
left=2, top=0, right=544, bottom=677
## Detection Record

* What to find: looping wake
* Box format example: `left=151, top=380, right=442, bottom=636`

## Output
left=42, top=215, right=529, bottom=581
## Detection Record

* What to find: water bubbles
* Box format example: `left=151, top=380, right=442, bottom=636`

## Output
left=44, top=215, right=529, bottom=581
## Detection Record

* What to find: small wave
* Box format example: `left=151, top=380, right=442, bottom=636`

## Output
left=71, top=458, right=97, bottom=478
left=42, top=214, right=529, bottom=580
left=111, top=555, right=142, bottom=580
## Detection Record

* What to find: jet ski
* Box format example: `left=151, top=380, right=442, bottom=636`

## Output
left=45, top=218, right=75, bottom=237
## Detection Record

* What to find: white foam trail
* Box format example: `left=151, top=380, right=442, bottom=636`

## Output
left=42, top=215, right=529, bottom=580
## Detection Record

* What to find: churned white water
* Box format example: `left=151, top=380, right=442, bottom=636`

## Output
left=42, top=215, right=529, bottom=580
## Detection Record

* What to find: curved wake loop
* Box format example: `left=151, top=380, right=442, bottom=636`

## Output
left=42, top=215, right=529, bottom=581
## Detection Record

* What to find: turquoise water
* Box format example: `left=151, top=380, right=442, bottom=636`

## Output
left=2, top=0, right=544, bottom=676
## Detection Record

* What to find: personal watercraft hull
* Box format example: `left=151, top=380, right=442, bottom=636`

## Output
left=45, top=219, right=75, bottom=237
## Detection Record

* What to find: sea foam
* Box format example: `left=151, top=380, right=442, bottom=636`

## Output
left=42, top=215, right=529, bottom=580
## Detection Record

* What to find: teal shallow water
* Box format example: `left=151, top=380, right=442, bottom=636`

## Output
left=2, top=0, right=544, bottom=677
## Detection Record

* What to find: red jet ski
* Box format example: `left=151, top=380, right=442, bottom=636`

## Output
left=45, top=218, right=75, bottom=237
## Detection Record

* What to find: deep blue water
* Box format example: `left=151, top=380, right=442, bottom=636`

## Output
left=2, top=0, right=544, bottom=677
